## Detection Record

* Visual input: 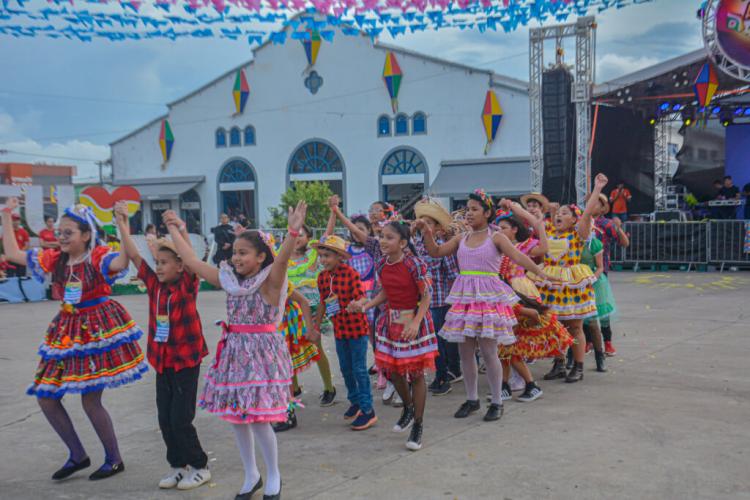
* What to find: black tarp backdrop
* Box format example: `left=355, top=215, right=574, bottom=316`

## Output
left=591, top=106, right=655, bottom=214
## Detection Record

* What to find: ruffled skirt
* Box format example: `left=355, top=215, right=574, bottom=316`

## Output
left=530, top=265, right=597, bottom=320
left=200, top=331, right=292, bottom=424
left=499, top=308, right=574, bottom=360
left=28, top=299, right=147, bottom=399
left=592, top=273, right=617, bottom=320
left=281, top=301, right=320, bottom=375
left=375, top=309, right=438, bottom=376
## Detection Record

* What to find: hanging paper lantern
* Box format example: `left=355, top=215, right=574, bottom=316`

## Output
left=482, top=90, right=503, bottom=155
left=693, top=63, right=719, bottom=109
left=302, top=30, right=321, bottom=67
left=382, top=51, right=403, bottom=113
left=159, top=119, right=174, bottom=164
left=233, top=69, right=249, bottom=114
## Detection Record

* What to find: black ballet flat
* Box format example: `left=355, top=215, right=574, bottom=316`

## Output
left=52, top=457, right=91, bottom=480
left=88, top=462, right=124, bottom=481
left=235, top=477, right=263, bottom=499
left=263, top=480, right=282, bottom=500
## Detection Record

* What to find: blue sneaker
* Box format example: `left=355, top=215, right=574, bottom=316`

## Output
left=343, top=404, right=361, bottom=420
left=351, top=409, right=377, bottom=431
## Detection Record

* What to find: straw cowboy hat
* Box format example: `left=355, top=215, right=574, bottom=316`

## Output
left=520, top=192, right=550, bottom=212
left=414, top=198, right=453, bottom=231
left=311, top=235, right=351, bottom=259
left=586, top=193, right=610, bottom=214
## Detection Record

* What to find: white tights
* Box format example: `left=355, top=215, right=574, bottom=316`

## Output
left=232, top=423, right=281, bottom=496
left=458, top=337, right=504, bottom=405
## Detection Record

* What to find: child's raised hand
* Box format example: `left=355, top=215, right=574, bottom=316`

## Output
left=328, top=195, right=340, bottom=210
left=113, top=201, right=130, bottom=224
left=2, top=197, right=19, bottom=213
left=414, top=218, right=431, bottom=235
left=162, top=210, right=184, bottom=229
left=287, top=201, right=308, bottom=232
left=499, top=198, right=513, bottom=211
left=594, top=173, right=608, bottom=189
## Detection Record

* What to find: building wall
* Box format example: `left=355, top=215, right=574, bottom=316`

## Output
left=112, top=29, right=530, bottom=232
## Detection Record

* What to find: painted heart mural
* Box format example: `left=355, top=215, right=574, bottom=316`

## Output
left=79, top=186, right=141, bottom=227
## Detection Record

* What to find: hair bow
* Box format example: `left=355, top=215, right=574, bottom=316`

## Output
left=258, top=230, right=278, bottom=257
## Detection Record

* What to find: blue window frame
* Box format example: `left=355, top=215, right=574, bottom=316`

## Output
left=220, top=159, right=255, bottom=183
left=378, top=115, right=391, bottom=137
left=229, top=127, right=241, bottom=147
left=244, top=126, right=256, bottom=146
left=289, top=141, right=343, bottom=174
left=381, top=148, right=426, bottom=175
left=395, top=113, right=409, bottom=136
left=412, top=112, right=426, bottom=134
left=215, top=128, right=227, bottom=148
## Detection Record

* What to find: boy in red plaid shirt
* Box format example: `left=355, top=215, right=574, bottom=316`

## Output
left=115, top=204, right=210, bottom=491
left=313, top=235, right=377, bottom=431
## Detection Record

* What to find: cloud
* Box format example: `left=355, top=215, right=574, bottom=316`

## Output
left=0, top=112, right=14, bottom=136
left=597, top=53, right=662, bottom=81
left=0, top=138, right=108, bottom=179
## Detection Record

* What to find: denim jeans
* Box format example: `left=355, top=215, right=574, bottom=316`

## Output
left=335, top=336, right=373, bottom=413
left=431, top=305, right=461, bottom=382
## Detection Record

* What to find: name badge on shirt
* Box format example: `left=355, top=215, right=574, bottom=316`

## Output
left=63, top=281, right=83, bottom=305
left=324, top=294, right=341, bottom=318
left=155, top=314, right=170, bottom=343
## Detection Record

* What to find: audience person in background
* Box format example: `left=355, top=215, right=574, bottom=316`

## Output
left=743, top=182, right=750, bottom=220
left=211, top=213, right=235, bottom=265
left=717, top=176, right=741, bottom=220
left=39, top=216, right=60, bottom=249
left=609, top=182, right=632, bottom=223
left=7, top=213, right=30, bottom=277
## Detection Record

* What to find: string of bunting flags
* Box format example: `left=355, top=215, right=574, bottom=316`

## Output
left=0, top=0, right=652, bottom=43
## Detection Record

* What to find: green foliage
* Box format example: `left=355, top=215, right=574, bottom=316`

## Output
left=268, top=181, right=334, bottom=229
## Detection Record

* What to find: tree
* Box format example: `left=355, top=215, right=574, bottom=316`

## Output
left=268, top=181, right=335, bottom=229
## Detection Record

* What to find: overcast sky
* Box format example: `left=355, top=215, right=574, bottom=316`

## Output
left=0, top=0, right=703, bottom=179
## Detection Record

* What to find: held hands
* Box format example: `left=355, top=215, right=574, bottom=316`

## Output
left=162, top=210, right=184, bottom=230
left=328, top=195, right=340, bottom=211
left=401, top=320, right=419, bottom=341
left=346, top=298, right=367, bottom=313
left=287, top=201, right=308, bottom=233
left=113, top=201, right=130, bottom=226
left=594, top=173, right=609, bottom=190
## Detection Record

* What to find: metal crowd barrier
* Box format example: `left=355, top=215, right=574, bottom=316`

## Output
left=610, top=220, right=750, bottom=271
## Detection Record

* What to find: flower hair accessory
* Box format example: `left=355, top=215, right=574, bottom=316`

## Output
left=569, top=204, right=583, bottom=219
left=473, top=189, right=493, bottom=210
left=494, top=209, right=513, bottom=224
left=63, top=204, right=101, bottom=249
left=257, top=230, right=278, bottom=257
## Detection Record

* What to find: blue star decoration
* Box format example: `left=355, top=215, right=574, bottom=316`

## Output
left=305, top=71, right=323, bottom=95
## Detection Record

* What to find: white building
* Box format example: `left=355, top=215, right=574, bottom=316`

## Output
left=111, top=24, right=531, bottom=233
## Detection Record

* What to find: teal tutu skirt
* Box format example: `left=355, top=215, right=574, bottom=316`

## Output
left=591, top=273, right=617, bottom=320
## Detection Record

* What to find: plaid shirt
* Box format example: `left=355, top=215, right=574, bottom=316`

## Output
left=318, top=263, right=369, bottom=340
left=138, top=261, right=208, bottom=374
left=594, top=216, right=620, bottom=273
left=414, top=234, right=459, bottom=308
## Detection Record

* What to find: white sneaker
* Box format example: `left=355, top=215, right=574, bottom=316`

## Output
left=392, top=392, right=404, bottom=408
left=382, top=382, right=396, bottom=404
left=159, top=467, right=187, bottom=489
left=509, top=369, right=526, bottom=392
left=176, top=466, right=211, bottom=490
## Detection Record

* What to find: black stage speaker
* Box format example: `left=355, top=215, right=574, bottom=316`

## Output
left=542, top=66, right=577, bottom=205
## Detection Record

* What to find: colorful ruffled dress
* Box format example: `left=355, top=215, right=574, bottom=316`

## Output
left=374, top=253, right=438, bottom=375
left=348, top=243, right=376, bottom=325
left=498, top=239, right=573, bottom=360
left=199, top=263, right=292, bottom=424
left=581, top=236, right=617, bottom=321
left=529, top=228, right=597, bottom=320
left=441, top=229, right=519, bottom=345
left=288, top=247, right=321, bottom=310
left=25, top=246, right=148, bottom=399
left=280, top=283, right=320, bottom=375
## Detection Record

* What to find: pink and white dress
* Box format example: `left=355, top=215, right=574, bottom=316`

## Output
left=199, top=263, right=292, bottom=424
left=440, top=229, right=519, bottom=345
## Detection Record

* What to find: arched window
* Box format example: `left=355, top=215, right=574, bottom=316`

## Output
left=244, top=126, right=256, bottom=146
left=395, top=113, right=409, bottom=136
left=229, top=127, right=241, bottom=147
left=378, top=115, right=391, bottom=137
left=288, top=140, right=345, bottom=202
left=215, top=128, right=227, bottom=148
left=380, top=147, right=428, bottom=214
left=412, top=112, right=427, bottom=135
left=218, top=159, right=257, bottom=228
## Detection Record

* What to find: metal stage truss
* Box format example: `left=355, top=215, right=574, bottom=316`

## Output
left=529, top=16, right=596, bottom=205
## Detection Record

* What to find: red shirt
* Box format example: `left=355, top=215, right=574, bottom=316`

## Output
left=39, top=228, right=58, bottom=244
left=318, top=263, right=369, bottom=340
left=379, top=260, right=420, bottom=310
left=609, top=188, right=631, bottom=214
left=138, top=261, right=208, bottom=373
left=15, top=227, right=30, bottom=250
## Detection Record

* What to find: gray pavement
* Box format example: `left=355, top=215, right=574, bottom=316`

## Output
left=1, top=272, right=749, bottom=500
